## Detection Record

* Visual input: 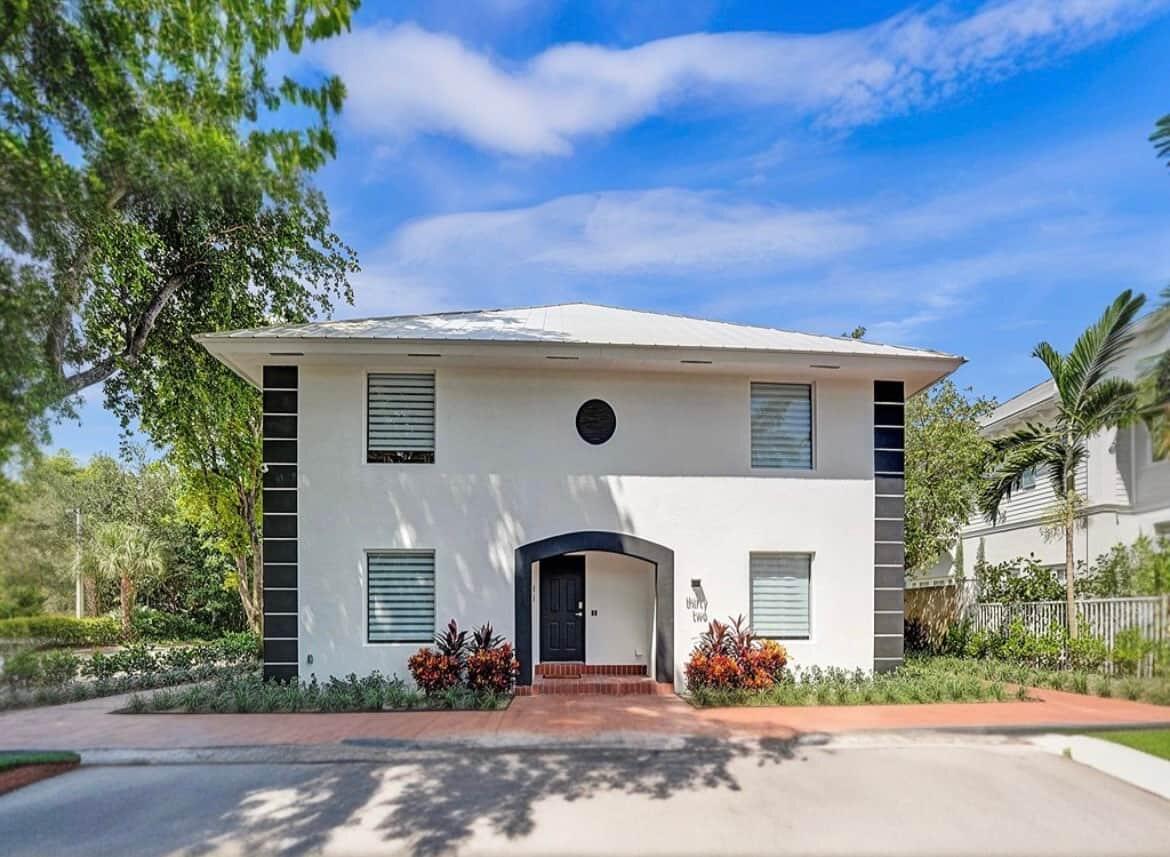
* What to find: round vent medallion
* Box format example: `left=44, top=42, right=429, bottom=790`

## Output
left=576, top=399, right=616, bottom=445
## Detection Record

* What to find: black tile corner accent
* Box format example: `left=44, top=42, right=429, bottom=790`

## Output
left=263, top=365, right=299, bottom=682
left=873, top=380, right=906, bottom=673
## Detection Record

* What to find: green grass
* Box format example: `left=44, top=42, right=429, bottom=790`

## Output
left=1087, top=729, right=1170, bottom=761
left=0, top=751, right=80, bottom=772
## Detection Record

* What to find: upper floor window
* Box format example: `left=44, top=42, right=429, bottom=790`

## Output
left=750, top=383, right=813, bottom=469
left=1017, top=465, right=1038, bottom=491
left=367, top=373, right=435, bottom=463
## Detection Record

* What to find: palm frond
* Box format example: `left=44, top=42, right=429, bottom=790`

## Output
left=1074, top=377, right=1137, bottom=434
left=1059, top=290, right=1145, bottom=413
left=1031, top=342, right=1066, bottom=401
left=1153, top=114, right=1170, bottom=164
left=978, top=422, right=1065, bottom=522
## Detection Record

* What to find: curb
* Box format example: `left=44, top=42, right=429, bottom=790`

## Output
left=1031, top=734, right=1170, bottom=801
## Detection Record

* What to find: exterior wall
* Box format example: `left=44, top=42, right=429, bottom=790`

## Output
left=579, top=551, right=655, bottom=666
left=292, top=363, right=880, bottom=689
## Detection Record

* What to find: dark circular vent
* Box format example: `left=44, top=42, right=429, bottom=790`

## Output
left=576, top=399, right=616, bottom=445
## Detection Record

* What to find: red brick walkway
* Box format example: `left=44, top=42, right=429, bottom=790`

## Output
left=2, top=688, right=1169, bottom=751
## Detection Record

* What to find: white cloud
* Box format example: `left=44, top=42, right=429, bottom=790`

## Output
left=348, top=128, right=1170, bottom=342
left=316, top=0, right=1168, bottom=155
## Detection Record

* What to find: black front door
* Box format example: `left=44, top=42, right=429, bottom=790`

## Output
left=540, top=555, right=585, bottom=662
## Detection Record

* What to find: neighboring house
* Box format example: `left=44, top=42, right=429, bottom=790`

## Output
left=954, top=315, right=1170, bottom=577
left=199, top=303, right=961, bottom=690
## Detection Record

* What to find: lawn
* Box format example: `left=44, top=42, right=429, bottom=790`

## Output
left=1087, top=729, right=1170, bottom=761
left=0, top=752, right=80, bottom=772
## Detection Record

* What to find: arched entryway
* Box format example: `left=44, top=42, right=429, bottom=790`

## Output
left=514, top=531, right=674, bottom=686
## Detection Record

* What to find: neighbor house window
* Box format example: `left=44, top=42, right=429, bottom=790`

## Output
left=367, top=551, right=435, bottom=644
left=1018, top=465, right=1038, bottom=491
left=367, top=373, right=435, bottom=463
left=750, top=383, right=812, bottom=469
left=750, top=553, right=811, bottom=639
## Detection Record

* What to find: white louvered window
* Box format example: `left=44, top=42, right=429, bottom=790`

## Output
left=367, top=551, right=435, bottom=644
left=367, top=373, right=435, bottom=463
left=750, top=553, right=811, bottom=639
left=751, top=383, right=813, bottom=469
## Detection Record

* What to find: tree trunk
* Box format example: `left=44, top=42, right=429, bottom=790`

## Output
left=1065, top=520, right=1078, bottom=639
left=235, top=554, right=261, bottom=634
left=119, top=574, right=135, bottom=637
left=84, top=575, right=99, bottom=617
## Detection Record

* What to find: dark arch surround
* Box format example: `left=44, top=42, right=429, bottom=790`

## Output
left=515, top=531, right=674, bottom=686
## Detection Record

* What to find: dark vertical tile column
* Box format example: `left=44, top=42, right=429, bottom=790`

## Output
left=262, top=365, right=299, bottom=681
left=873, top=380, right=906, bottom=673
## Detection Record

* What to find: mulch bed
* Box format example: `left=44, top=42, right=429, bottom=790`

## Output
left=0, top=762, right=79, bottom=796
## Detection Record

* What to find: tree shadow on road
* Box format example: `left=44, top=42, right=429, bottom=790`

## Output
left=187, top=736, right=801, bottom=856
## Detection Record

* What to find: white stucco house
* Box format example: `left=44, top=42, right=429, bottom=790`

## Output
left=199, top=304, right=962, bottom=691
left=953, top=314, right=1170, bottom=577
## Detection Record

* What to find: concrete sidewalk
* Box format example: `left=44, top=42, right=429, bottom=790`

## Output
left=3, top=685, right=1170, bottom=752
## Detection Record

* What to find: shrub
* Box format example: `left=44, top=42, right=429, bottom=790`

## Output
left=434, top=620, right=468, bottom=665
left=465, top=623, right=519, bottom=693
left=131, top=607, right=215, bottom=642
left=1067, top=629, right=1108, bottom=671
left=685, top=616, right=788, bottom=692
left=408, top=648, right=462, bottom=693
left=0, top=615, right=120, bottom=647
left=1111, top=627, right=1151, bottom=676
left=466, top=645, right=519, bottom=693
left=975, top=557, right=1065, bottom=603
left=3, top=649, right=43, bottom=686
left=39, top=650, right=80, bottom=685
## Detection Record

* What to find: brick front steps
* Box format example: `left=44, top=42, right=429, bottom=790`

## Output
left=518, top=676, right=674, bottom=696
left=522, top=664, right=669, bottom=696
left=535, top=663, right=646, bottom=678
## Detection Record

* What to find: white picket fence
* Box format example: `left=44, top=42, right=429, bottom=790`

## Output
left=972, top=595, right=1170, bottom=674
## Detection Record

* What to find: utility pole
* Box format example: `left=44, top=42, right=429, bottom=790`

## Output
left=74, top=507, right=83, bottom=619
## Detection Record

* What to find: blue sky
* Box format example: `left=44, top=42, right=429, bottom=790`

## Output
left=52, top=0, right=1170, bottom=460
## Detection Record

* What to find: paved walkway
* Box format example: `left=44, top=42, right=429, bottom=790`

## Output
left=3, top=686, right=1170, bottom=751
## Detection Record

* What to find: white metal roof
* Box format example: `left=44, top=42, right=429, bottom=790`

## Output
left=203, top=302, right=960, bottom=360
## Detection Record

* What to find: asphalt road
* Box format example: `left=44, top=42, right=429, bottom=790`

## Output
left=2, top=738, right=1168, bottom=856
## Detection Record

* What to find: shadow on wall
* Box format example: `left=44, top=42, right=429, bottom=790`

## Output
left=177, top=738, right=802, bottom=857
left=306, top=471, right=637, bottom=665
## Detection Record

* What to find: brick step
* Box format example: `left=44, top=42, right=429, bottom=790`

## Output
left=535, top=662, right=647, bottom=677
left=518, top=676, right=673, bottom=696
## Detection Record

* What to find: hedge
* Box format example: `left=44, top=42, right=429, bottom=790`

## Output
left=0, top=615, right=120, bottom=647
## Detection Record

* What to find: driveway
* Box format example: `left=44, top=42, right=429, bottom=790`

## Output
left=2, top=737, right=1168, bottom=856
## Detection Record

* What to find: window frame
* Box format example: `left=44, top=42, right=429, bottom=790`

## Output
left=748, top=551, right=814, bottom=641
left=364, top=548, right=437, bottom=646
left=364, top=370, right=437, bottom=465
left=748, top=381, right=816, bottom=472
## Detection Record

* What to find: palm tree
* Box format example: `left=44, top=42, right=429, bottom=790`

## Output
left=90, top=522, right=164, bottom=635
left=980, top=290, right=1146, bottom=636
left=1137, top=287, right=1170, bottom=461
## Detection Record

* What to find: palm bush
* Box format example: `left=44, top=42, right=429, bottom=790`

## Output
left=980, top=290, right=1146, bottom=635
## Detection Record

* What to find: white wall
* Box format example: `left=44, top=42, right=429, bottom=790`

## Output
left=295, top=363, right=878, bottom=688
left=582, top=551, right=655, bottom=666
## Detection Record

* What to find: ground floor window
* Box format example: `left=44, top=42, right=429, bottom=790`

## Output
left=367, top=550, right=435, bottom=643
left=750, top=553, right=811, bottom=639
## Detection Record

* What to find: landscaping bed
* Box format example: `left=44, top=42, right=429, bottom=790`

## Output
left=0, top=752, right=81, bottom=796
left=0, top=634, right=260, bottom=711
left=121, top=671, right=511, bottom=713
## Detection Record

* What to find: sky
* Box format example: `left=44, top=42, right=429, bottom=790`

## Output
left=51, top=0, right=1170, bottom=460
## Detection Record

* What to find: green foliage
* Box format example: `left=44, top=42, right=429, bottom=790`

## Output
left=130, top=606, right=214, bottom=642
left=1111, top=627, right=1153, bottom=677
left=688, top=661, right=1010, bottom=708
left=0, top=615, right=119, bottom=646
left=1090, top=729, right=1170, bottom=761
left=1078, top=536, right=1170, bottom=597
left=904, top=380, right=995, bottom=572
left=975, top=556, right=1065, bottom=603
left=125, top=671, right=511, bottom=714
left=979, top=291, right=1147, bottom=620
left=0, top=0, right=359, bottom=470
left=0, top=585, right=45, bottom=619
left=0, top=752, right=79, bottom=772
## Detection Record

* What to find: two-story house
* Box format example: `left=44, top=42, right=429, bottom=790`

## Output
left=199, top=304, right=962, bottom=692
left=956, top=314, right=1170, bottom=575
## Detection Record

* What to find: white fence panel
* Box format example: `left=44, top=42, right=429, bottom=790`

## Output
left=972, top=596, right=1170, bottom=675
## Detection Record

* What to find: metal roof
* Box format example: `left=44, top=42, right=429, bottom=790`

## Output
left=202, top=302, right=960, bottom=360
